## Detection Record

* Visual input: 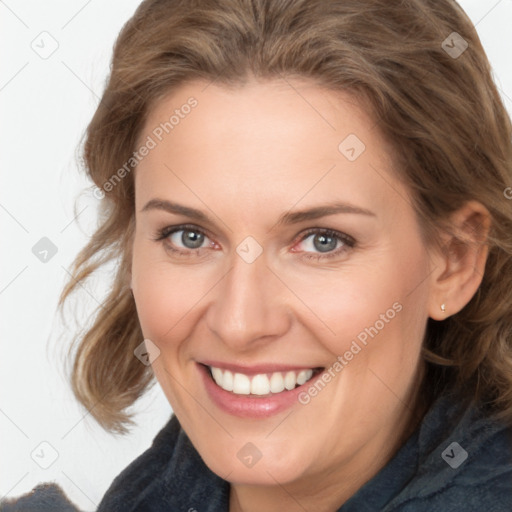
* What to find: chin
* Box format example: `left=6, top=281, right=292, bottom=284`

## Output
left=196, top=435, right=311, bottom=486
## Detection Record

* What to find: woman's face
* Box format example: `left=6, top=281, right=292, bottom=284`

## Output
left=131, top=79, right=434, bottom=489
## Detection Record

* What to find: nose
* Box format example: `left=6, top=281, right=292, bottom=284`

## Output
left=205, top=249, right=291, bottom=351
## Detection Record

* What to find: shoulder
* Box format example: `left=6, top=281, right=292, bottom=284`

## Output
left=97, top=413, right=229, bottom=512
left=96, top=413, right=180, bottom=511
left=387, top=393, right=512, bottom=511
left=340, top=391, right=512, bottom=512
left=0, top=482, right=82, bottom=512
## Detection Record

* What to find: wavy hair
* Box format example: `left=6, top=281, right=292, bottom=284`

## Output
left=59, top=0, right=512, bottom=434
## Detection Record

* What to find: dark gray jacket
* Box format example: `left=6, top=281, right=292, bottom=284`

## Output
left=2, top=391, right=511, bottom=511
left=96, top=391, right=512, bottom=511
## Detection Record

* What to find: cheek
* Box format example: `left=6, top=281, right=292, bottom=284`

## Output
left=287, top=245, right=430, bottom=360
left=130, top=240, right=212, bottom=343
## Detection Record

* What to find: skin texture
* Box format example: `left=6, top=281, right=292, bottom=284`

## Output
left=130, top=78, right=489, bottom=512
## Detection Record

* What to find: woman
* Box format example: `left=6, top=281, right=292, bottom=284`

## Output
left=56, top=0, right=512, bottom=510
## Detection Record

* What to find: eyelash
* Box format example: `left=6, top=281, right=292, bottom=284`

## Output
left=154, top=224, right=356, bottom=261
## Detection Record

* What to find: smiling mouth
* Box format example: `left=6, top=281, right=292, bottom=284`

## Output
left=204, top=364, right=324, bottom=397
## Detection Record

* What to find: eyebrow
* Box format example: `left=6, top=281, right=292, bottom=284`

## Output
left=140, top=198, right=376, bottom=227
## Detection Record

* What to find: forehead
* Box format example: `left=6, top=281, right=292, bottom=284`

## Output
left=140, top=78, right=376, bottom=159
left=134, top=79, right=408, bottom=228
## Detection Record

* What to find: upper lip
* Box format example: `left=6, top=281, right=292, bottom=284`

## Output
left=199, top=360, right=323, bottom=376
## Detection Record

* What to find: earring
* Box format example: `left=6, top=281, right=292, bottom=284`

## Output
left=440, top=303, right=446, bottom=313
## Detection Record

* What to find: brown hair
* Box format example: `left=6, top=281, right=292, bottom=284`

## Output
left=59, top=0, right=512, bottom=434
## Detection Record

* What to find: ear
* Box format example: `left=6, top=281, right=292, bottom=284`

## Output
left=427, top=201, right=491, bottom=320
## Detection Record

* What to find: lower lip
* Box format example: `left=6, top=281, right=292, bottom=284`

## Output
left=198, top=364, right=314, bottom=418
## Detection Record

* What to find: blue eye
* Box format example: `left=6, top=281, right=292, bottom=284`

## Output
left=155, top=224, right=213, bottom=257
left=293, top=229, right=355, bottom=261
left=302, top=232, right=340, bottom=252
left=155, top=224, right=355, bottom=261
left=170, top=228, right=206, bottom=249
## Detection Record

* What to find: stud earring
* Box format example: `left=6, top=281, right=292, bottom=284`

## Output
left=440, top=303, right=446, bottom=313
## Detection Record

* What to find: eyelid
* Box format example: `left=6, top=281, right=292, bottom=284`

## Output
left=291, top=227, right=355, bottom=248
left=289, top=227, right=355, bottom=261
left=156, top=223, right=212, bottom=242
left=154, top=223, right=218, bottom=257
left=155, top=224, right=355, bottom=260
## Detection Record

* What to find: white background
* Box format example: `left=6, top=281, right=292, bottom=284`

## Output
left=1, top=1, right=511, bottom=510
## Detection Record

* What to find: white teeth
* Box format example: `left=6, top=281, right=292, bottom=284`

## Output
left=223, top=370, right=234, bottom=391
left=233, top=373, right=251, bottom=394
left=284, top=371, right=296, bottom=391
left=269, top=372, right=285, bottom=393
left=208, top=366, right=316, bottom=396
left=297, top=369, right=313, bottom=385
left=251, top=374, right=270, bottom=395
left=211, top=367, right=223, bottom=385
